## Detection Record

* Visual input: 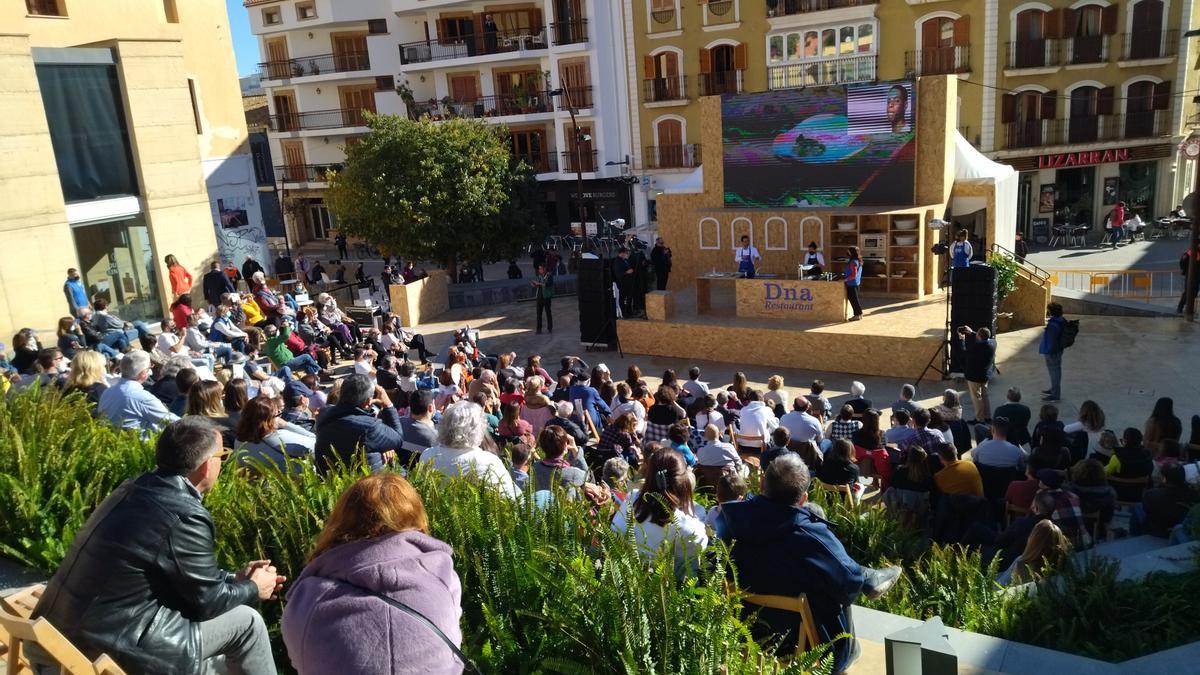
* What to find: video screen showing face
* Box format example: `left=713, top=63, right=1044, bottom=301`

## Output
left=722, top=82, right=916, bottom=207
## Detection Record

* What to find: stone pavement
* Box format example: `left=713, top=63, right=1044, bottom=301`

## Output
left=1024, top=236, right=1188, bottom=271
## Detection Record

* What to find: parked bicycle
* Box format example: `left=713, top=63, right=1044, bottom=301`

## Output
left=353, top=241, right=382, bottom=259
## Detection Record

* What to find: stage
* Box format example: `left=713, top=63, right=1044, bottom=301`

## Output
left=618, top=287, right=947, bottom=379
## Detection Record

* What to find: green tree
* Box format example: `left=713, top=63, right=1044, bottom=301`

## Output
left=326, top=114, right=546, bottom=269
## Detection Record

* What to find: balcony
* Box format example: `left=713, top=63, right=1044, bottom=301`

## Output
left=550, top=19, right=588, bottom=46
left=649, top=7, right=676, bottom=30
left=767, top=55, right=876, bottom=90
left=1001, top=112, right=1168, bottom=150
left=513, top=152, right=558, bottom=174
left=699, top=71, right=743, bottom=97
left=561, top=149, right=598, bottom=173
left=643, top=144, right=702, bottom=170
left=558, top=85, right=594, bottom=110
left=704, top=0, right=738, bottom=25
left=399, top=28, right=547, bottom=65
left=275, top=163, right=343, bottom=185
left=1122, top=30, right=1178, bottom=61
left=1005, top=39, right=1060, bottom=70
left=766, top=0, right=878, bottom=18
left=905, top=46, right=970, bottom=76
left=1067, top=34, right=1109, bottom=65
left=642, top=76, right=688, bottom=103
left=409, top=92, right=555, bottom=120
left=259, top=52, right=370, bottom=81
left=244, top=0, right=280, bottom=5
left=269, top=108, right=372, bottom=132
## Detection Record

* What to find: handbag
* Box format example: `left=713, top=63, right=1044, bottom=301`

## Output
left=330, top=577, right=480, bottom=674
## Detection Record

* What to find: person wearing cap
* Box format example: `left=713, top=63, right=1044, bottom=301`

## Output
left=1034, top=468, right=1091, bottom=551
left=281, top=383, right=316, bottom=431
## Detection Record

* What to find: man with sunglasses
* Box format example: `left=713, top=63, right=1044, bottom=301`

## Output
left=31, top=417, right=285, bottom=675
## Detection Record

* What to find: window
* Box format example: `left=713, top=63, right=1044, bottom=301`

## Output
left=917, top=16, right=969, bottom=75
left=1129, top=0, right=1165, bottom=59
left=187, top=78, right=202, bottom=134
left=26, top=0, right=65, bottom=16
left=162, top=0, right=178, bottom=23
left=262, top=8, right=282, bottom=26
left=296, top=2, right=316, bottom=21
left=250, top=139, right=273, bottom=185
left=71, top=217, right=161, bottom=323
left=1068, top=86, right=1101, bottom=143
left=1000, top=89, right=1056, bottom=148
left=767, top=20, right=877, bottom=89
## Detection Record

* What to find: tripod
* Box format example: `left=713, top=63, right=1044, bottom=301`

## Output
left=916, top=263, right=954, bottom=389
left=586, top=295, right=624, bottom=357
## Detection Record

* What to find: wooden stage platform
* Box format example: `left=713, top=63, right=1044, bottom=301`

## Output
left=617, top=286, right=947, bottom=380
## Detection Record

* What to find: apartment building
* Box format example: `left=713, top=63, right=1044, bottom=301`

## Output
left=249, top=0, right=635, bottom=240
left=0, top=0, right=261, bottom=337
left=623, top=0, right=1199, bottom=239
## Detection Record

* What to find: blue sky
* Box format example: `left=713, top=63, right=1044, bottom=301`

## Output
left=225, top=0, right=258, bottom=76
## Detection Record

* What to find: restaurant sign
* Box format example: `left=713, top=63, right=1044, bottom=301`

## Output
left=1037, top=148, right=1130, bottom=169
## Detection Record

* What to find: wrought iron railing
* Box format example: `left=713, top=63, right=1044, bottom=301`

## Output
left=1122, top=30, right=1178, bottom=60
left=275, top=163, right=343, bottom=184
left=905, top=46, right=970, bottom=76
left=259, top=52, right=370, bottom=80
left=699, top=71, right=743, bottom=96
left=409, top=92, right=555, bottom=119
left=269, top=108, right=372, bottom=132
left=561, top=149, right=598, bottom=173
left=399, top=28, right=548, bottom=65
left=642, top=76, right=688, bottom=102
left=1002, top=112, right=1168, bottom=149
left=766, top=55, right=876, bottom=90
left=550, top=19, right=588, bottom=46
left=1005, top=39, right=1060, bottom=69
left=643, top=144, right=702, bottom=170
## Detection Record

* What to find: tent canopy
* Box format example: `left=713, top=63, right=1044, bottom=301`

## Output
left=951, top=131, right=1018, bottom=250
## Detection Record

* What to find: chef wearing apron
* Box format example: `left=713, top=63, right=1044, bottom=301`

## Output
left=951, top=229, right=973, bottom=269
left=803, top=241, right=825, bottom=278
left=735, top=235, right=762, bottom=278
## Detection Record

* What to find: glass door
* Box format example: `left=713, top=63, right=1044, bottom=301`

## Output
left=71, top=216, right=161, bottom=323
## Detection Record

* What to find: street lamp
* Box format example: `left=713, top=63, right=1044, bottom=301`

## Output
left=605, top=155, right=636, bottom=238
left=550, top=87, right=591, bottom=248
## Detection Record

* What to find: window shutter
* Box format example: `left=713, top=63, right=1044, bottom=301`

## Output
left=1153, top=80, right=1171, bottom=110
left=1001, top=93, right=1017, bottom=123
left=1097, top=86, right=1115, bottom=115
left=1101, top=5, right=1118, bottom=35
left=374, top=75, right=395, bottom=92
left=1060, top=9, right=1075, bottom=37
left=953, top=16, right=970, bottom=47
left=1041, top=90, right=1058, bottom=119
left=1045, top=9, right=1062, bottom=39
left=699, top=48, right=712, bottom=73
left=435, top=19, right=448, bottom=40
left=733, top=43, right=747, bottom=70
left=644, top=54, right=657, bottom=78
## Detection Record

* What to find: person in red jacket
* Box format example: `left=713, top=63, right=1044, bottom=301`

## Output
left=1109, top=201, right=1126, bottom=250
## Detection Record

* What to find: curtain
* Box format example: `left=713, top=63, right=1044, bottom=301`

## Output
left=35, top=64, right=139, bottom=202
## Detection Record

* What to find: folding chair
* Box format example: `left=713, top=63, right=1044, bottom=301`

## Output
left=1, top=583, right=128, bottom=675
left=1005, top=502, right=1029, bottom=528
left=730, top=430, right=763, bottom=469
left=741, top=593, right=821, bottom=658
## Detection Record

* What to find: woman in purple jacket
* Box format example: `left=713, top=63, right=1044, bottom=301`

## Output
left=282, top=473, right=465, bottom=674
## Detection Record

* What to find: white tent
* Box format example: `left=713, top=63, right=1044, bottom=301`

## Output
left=950, top=131, right=1018, bottom=250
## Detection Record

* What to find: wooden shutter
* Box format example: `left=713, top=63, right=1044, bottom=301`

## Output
left=1045, top=8, right=1062, bottom=39
left=699, top=48, right=712, bottom=73
left=921, top=18, right=941, bottom=49
left=1100, top=4, right=1118, bottom=34
left=1153, top=80, right=1171, bottom=110
left=1041, top=90, right=1058, bottom=119
left=644, top=54, right=657, bottom=78
left=1060, top=8, right=1075, bottom=37
left=1001, top=93, right=1017, bottom=123
left=1097, top=86, right=1115, bottom=115
left=953, top=16, right=970, bottom=46
left=733, top=43, right=747, bottom=70
left=436, top=19, right=449, bottom=40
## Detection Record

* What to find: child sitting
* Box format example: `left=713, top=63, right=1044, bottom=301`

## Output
left=704, top=472, right=748, bottom=528
left=509, top=443, right=532, bottom=491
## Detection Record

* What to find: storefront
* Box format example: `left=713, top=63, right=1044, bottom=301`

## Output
left=546, top=179, right=633, bottom=235
left=71, top=215, right=161, bottom=323
left=1009, top=143, right=1174, bottom=244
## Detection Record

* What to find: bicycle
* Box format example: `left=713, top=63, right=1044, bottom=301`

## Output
left=353, top=241, right=381, bottom=259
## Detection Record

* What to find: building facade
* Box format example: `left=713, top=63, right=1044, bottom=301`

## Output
left=622, top=0, right=1199, bottom=241
left=0, top=0, right=258, bottom=337
left=248, top=0, right=635, bottom=241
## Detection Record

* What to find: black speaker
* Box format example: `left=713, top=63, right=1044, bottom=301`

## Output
left=577, top=258, right=617, bottom=346
left=949, top=264, right=997, bottom=373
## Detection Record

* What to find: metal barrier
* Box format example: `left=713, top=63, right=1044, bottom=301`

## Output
left=1048, top=269, right=1180, bottom=302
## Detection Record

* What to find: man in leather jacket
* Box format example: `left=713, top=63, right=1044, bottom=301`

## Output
left=31, top=417, right=284, bottom=674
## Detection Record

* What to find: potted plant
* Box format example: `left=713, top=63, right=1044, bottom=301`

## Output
left=988, top=252, right=1020, bottom=332
left=441, top=95, right=455, bottom=117
left=396, top=81, right=418, bottom=120
left=290, top=62, right=305, bottom=78
left=308, top=60, right=321, bottom=75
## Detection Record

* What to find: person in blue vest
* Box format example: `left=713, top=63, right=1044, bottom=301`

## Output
left=951, top=229, right=973, bottom=269
left=63, top=268, right=90, bottom=318
left=734, top=235, right=761, bottom=279
left=843, top=246, right=863, bottom=321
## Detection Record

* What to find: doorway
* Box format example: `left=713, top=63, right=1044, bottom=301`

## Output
left=1129, top=0, right=1164, bottom=59
left=71, top=216, right=160, bottom=323
left=1056, top=167, right=1096, bottom=230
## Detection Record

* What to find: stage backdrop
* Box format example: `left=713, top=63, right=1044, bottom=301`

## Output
left=722, top=82, right=916, bottom=208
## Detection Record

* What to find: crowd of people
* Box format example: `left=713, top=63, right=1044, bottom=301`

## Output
left=10, top=257, right=1200, bottom=675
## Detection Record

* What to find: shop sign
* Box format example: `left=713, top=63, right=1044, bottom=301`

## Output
left=1037, top=148, right=1130, bottom=169
left=763, top=282, right=815, bottom=312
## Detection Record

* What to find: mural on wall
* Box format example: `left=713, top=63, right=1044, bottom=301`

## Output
left=206, top=155, right=270, bottom=266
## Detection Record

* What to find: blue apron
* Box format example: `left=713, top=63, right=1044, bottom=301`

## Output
left=738, top=247, right=756, bottom=278
left=951, top=241, right=971, bottom=268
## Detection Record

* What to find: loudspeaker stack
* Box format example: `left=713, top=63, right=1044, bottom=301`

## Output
left=948, top=263, right=997, bottom=372
left=577, top=258, right=617, bottom=346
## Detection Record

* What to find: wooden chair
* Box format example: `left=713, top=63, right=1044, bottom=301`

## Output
left=814, top=479, right=857, bottom=509
left=1108, top=474, right=1151, bottom=509
left=0, top=585, right=127, bottom=675
left=695, top=464, right=728, bottom=494
left=1005, top=502, right=1029, bottom=528
left=730, top=431, right=764, bottom=469
left=1081, top=510, right=1103, bottom=543
left=741, top=593, right=821, bottom=658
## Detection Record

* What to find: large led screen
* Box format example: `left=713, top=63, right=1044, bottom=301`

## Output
left=722, top=82, right=916, bottom=207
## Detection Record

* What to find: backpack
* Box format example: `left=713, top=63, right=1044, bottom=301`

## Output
left=1060, top=319, right=1080, bottom=349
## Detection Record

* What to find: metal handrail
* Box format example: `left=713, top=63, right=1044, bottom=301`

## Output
left=989, top=243, right=1050, bottom=284
left=1047, top=268, right=1182, bottom=302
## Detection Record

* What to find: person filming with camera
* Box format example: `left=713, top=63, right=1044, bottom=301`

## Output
left=957, top=325, right=996, bottom=423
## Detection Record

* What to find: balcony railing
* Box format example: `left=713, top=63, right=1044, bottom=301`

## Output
left=1067, top=34, right=1109, bottom=65
left=399, top=28, right=547, bottom=65
left=705, top=0, right=737, bottom=24
left=1001, top=112, right=1168, bottom=149
left=643, top=144, right=702, bottom=170
left=905, top=46, right=970, bottom=76
left=1123, top=30, right=1178, bottom=61
left=1005, top=39, right=1060, bottom=70
left=244, top=0, right=280, bottom=6
left=642, top=76, right=688, bottom=103
left=766, top=0, right=878, bottom=18
left=561, top=149, right=598, bottom=173
left=558, top=85, right=594, bottom=109
left=650, top=8, right=676, bottom=27
left=409, top=92, right=555, bottom=119
left=259, top=52, right=370, bottom=80
left=269, top=108, right=372, bottom=132
left=513, top=152, right=559, bottom=174
left=767, top=55, right=876, bottom=90
left=550, top=19, right=588, bottom=46
left=699, top=71, right=743, bottom=96
left=275, top=163, right=343, bottom=184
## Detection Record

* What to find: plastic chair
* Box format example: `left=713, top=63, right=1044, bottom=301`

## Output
left=1070, top=222, right=1091, bottom=248
left=1049, top=224, right=1071, bottom=247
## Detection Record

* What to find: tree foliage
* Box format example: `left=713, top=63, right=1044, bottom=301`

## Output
left=326, top=114, right=545, bottom=266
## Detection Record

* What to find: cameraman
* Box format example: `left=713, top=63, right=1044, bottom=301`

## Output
left=957, top=325, right=996, bottom=423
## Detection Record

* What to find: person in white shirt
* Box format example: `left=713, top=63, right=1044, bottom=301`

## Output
left=609, top=382, right=647, bottom=435
left=694, top=395, right=728, bottom=438
left=734, top=390, right=779, bottom=451
left=155, top=316, right=214, bottom=372
left=352, top=346, right=377, bottom=381
left=734, top=235, right=762, bottom=278
left=779, top=396, right=823, bottom=444
left=183, top=315, right=235, bottom=367
left=419, top=401, right=519, bottom=499
left=680, top=367, right=709, bottom=402
left=802, top=241, right=826, bottom=277
left=971, top=417, right=1026, bottom=470
left=610, top=448, right=708, bottom=576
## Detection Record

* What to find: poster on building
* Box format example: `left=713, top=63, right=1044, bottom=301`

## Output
left=1039, top=184, right=1056, bottom=213
left=1103, top=177, right=1119, bottom=205
left=209, top=191, right=269, bottom=266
